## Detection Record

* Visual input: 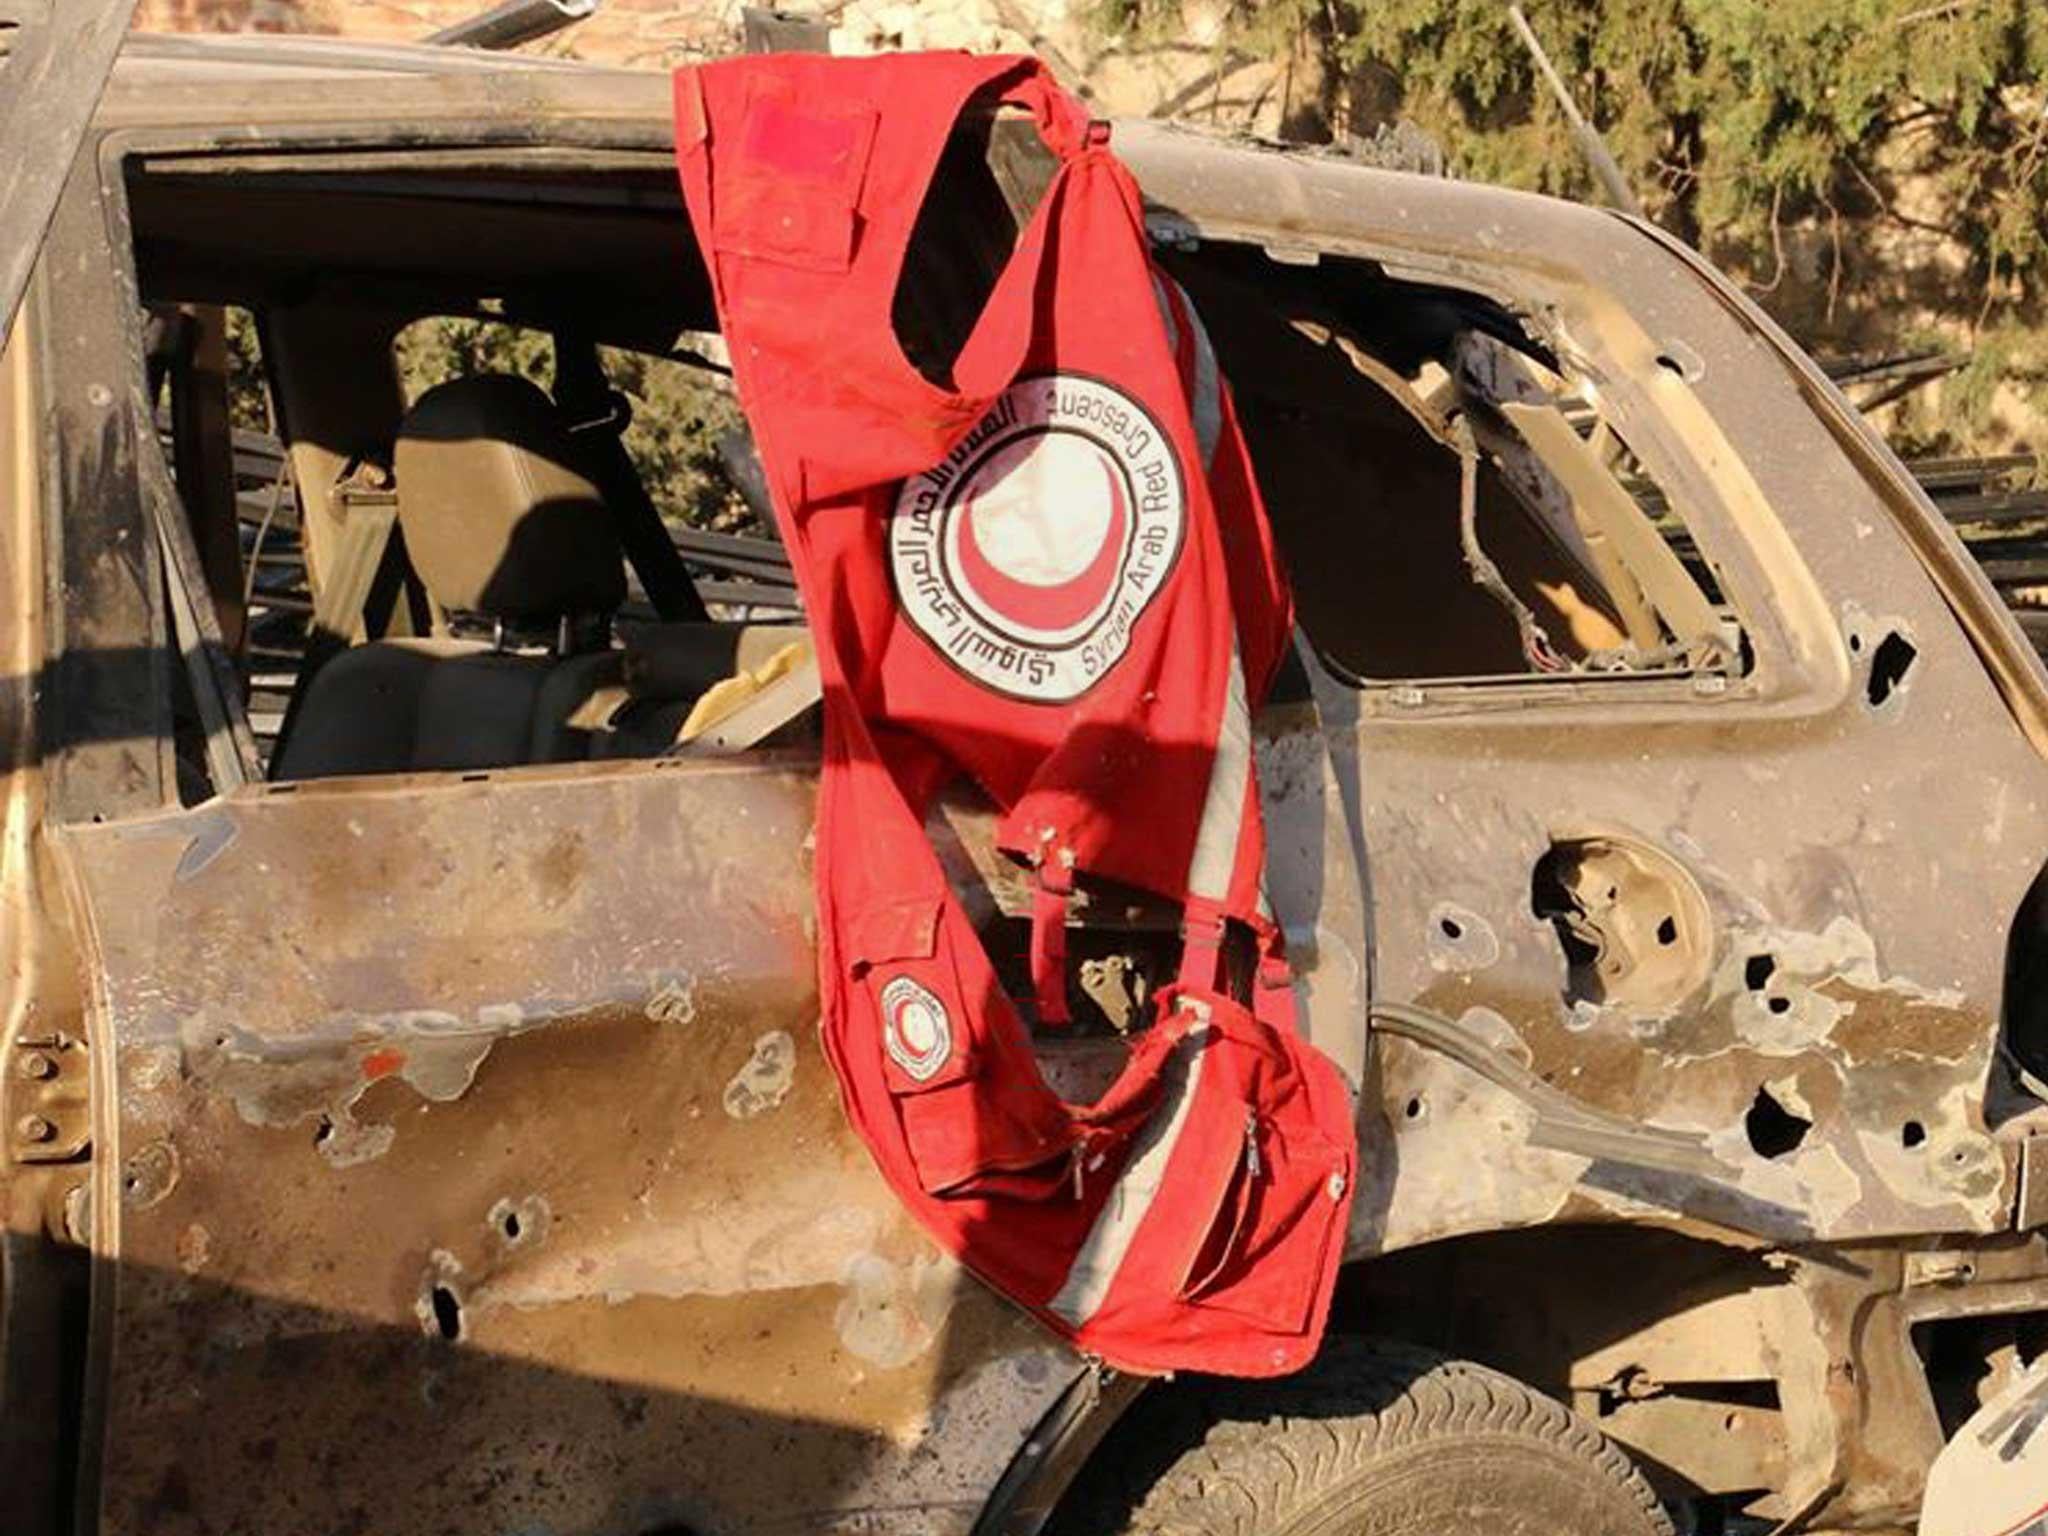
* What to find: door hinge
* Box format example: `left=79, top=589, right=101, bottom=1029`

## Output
left=9, top=1030, right=90, bottom=1163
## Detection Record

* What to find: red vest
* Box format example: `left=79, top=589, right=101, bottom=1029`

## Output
left=674, top=52, right=1354, bottom=1376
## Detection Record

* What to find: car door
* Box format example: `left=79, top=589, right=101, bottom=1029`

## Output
left=1278, top=208, right=2048, bottom=1259
left=29, top=142, right=1083, bottom=1536
left=1, top=7, right=139, bottom=1530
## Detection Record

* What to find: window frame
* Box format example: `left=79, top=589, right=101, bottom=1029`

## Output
left=69, top=121, right=774, bottom=809
left=1156, top=232, right=1842, bottom=726
left=1283, top=323, right=1751, bottom=698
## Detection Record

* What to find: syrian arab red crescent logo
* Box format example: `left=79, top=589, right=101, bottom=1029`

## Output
left=890, top=374, right=1186, bottom=703
left=880, top=975, right=952, bottom=1082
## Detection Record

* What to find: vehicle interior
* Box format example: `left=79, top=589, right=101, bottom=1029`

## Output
left=124, top=121, right=1747, bottom=807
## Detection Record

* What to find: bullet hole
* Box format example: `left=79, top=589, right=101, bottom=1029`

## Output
left=502, top=1210, right=521, bottom=1241
left=1745, top=953, right=1776, bottom=991
left=1745, top=1086, right=1812, bottom=1159
left=1902, top=1120, right=1927, bottom=1149
left=1404, top=1095, right=1426, bottom=1121
left=1849, top=632, right=1863, bottom=654
left=1657, top=915, right=1678, bottom=947
left=1654, top=343, right=1704, bottom=382
left=1426, top=902, right=1499, bottom=973
left=1866, top=631, right=1917, bottom=709
left=429, top=1285, right=463, bottom=1341
left=120, top=1141, right=179, bottom=1209
left=1767, top=995, right=1792, bottom=1015
left=313, top=1116, right=333, bottom=1149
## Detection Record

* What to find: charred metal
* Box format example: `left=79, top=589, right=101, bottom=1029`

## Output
left=1, top=23, right=2046, bottom=1536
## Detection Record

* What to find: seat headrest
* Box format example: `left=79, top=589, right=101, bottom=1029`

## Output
left=395, top=374, right=627, bottom=623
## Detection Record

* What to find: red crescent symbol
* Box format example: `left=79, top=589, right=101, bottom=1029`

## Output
left=955, top=454, right=1129, bottom=633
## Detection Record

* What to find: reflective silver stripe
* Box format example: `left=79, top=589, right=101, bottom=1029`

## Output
left=1184, top=287, right=1222, bottom=471
left=1151, top=273, right=1182, bottom=357
left=1151, top=274, right=1221, bottom=469
left=1184, top=641, right=1252, bottom=902
left=1047, top=1018, right=1211, bottom=1326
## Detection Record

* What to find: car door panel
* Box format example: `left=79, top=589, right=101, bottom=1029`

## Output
left=1332, top=232, right=2048, bottom=1257
left=54, top=760, right=1077, bottom=1534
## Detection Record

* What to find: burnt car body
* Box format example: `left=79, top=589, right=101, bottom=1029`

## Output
left=5, top=16, right=2048, bottom=1536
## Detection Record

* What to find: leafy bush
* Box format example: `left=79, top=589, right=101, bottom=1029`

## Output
left=1092, top=0, right=2048, bottom=457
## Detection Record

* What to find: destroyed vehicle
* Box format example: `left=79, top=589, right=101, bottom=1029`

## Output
left=6, top=9, right=2048, bottom=1535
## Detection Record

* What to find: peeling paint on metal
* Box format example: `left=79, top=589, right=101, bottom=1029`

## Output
left=315, top=1107, right=395, bottom=1169
left=1853, top=1082, right=2001, bottom=1210
left=184, top=1005, right=524, bottom=1166
left=1843, top=601, right=1920, bottom=720
left=1712, top=915, right=1964, bottom=1056
left=488, top=1194, right=551, bottom=1250
left=172, top=810, right=237, bottom=882
left=723, top=1028, right=796, bottom=1119
left=120, top=1140, right=179, bottom=1209
left=645, top=972, right=698, bottom=1026
left=413, top=1248, right=464, bottom=1339
left=1456, top=1004, right=1532, bottom=1066
left=176, top=1222, right=210, bottom=1274
left=834, top=1252, right=959, bottom=1369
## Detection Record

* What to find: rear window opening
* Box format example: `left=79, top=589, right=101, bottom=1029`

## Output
left=1158, top=245, right=1749, bottom=691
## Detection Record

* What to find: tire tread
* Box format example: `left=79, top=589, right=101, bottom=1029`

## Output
left=1057, top=1338, right=1673, bottom=1536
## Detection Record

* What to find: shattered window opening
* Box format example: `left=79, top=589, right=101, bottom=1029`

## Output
left=119, top=150, right=808, bottom=786
left=1441, top=334, right=1743, bottom=683
left=1166, top=246, right=1752, bottom=692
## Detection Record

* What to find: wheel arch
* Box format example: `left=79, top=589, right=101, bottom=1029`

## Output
left=973, top=1221, right=1787, bottom=1533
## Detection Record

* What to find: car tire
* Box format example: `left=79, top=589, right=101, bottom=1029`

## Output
left=1056, top=1338, right=1674, bottom=1536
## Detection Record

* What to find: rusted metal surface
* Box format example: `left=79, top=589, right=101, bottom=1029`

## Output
left=1, top=277, right=101, bottom=1536
left=2022, top=1137, right=2048, bottom=1233
left=56, top=757, right=1080, bottom=1533
left=5, top=29, right=2048, bottom=1536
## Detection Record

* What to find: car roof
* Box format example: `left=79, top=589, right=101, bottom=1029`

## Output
left=101, top=30, right=666, bottom=130
left=116, top=30, right=613, bottom=82
left=99, top=30, right=1622, bottom=281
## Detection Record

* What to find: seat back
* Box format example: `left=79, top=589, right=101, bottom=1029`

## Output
left=273, top=375, right=628, bottom=780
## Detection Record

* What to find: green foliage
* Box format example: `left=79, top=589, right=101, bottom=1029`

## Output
left=394, top=313, right=554, bottom=399
left=1337, top=1, right=2048, bottom=297
left=1090, top=0, right=2048, bottom=454
left=597, top=343, right=757, bottom=535
left=223, top=307, right=271, bottom=433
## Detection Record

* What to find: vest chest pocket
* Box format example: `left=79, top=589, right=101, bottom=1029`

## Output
left=716, top=96, right=878, bottom=273
left=852, top=896, right=1073, bottom=1195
